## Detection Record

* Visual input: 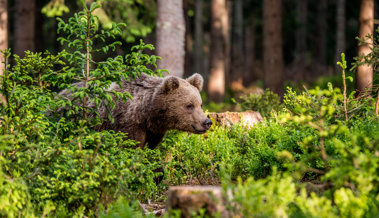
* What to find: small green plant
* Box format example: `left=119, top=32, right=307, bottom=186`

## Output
left=232, top=88, right=283, bottom=117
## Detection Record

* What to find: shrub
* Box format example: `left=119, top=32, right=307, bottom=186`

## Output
left=0, top=1, right=163, bottom=216
left=222, top=56, right=379, bottom=218
left=233, top=88, right=283, bottom=117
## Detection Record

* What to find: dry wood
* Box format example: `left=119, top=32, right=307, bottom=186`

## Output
left=207, top=111, right=263, bottom=129
left=165, top=186, right=230, bottom=218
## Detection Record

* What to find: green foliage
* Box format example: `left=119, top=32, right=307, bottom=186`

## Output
left=232, top=88, right=283, bottom=117
left=99, top=198, right=154, bottom=218
left=284, top=84, right=372, bottom=123
left=225, top=168, right=296, bottom=217
left=99, top=0, right=156, bottom=43
left=222, top=99, right=379, bottom=217
left=42, top=0, right=156, bottom=43
left=0, top=136, right=37, bottom=218
left=220, top=62, right=379, bottom=217
left=0, top=2, right=162, bottom=217
left=42, top=0, right=70, bottom=17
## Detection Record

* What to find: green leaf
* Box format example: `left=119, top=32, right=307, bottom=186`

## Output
left=80, top=0, right=88, bottom=11
left=345, top=76, right=353, bottom=82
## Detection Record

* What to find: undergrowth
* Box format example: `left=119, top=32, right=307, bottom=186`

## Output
left=2, top=2, right=379, bottom=218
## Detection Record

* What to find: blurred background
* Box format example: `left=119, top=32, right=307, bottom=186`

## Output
left=0, top=0, right=378, bottom=111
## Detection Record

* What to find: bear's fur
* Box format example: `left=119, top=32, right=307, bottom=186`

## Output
left=59, top=73, right=212, bottom=149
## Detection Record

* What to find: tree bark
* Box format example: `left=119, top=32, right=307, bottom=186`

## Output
left=208, top=0, right=227, bottom=103
left=0, top=0, right=7, bottom=104
left=263, top=0, right=284, bottom=98
left=244, top=15, right=256, bottom=87
left=156, top=0, right=185, bottom=78
left=183, top=0, right=193, bottom=78
left=315, top=0, right=327, bottom=74
left=355, top=0, right=374, bottom=95
left=194, top=0, right=203, bottom=76
left=334, top=0, right=345, bottom=75
left=231, top=0, right=243, bottom=84
left=224, top=0, right=232, bottom=86
left=15, top=0, right=35, bottom=57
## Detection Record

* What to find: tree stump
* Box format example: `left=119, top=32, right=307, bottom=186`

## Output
left=207, top=111, right=263, bottom=129
left=165, top=186, right=230, bottom=218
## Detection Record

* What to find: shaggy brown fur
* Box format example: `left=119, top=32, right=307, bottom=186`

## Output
left=59, top=73, right=212, bottom=149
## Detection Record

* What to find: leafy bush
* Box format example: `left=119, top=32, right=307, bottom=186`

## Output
left=220, top=55, right=379, bottom=218
left=0, top=1, right=163, bottom=217
left=232, top=88, right=283, bottom=117
left=223, top=95, right=379, bottom=217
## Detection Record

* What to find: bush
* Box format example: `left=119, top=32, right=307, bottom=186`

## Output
left=233, top=88, right=283, bottom=117
left=0, top=1, right=163, bottom=217
left=221, top=56, right=379, bottom=217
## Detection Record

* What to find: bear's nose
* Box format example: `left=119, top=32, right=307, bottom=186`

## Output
left=203, top=118, right=213, bottom=130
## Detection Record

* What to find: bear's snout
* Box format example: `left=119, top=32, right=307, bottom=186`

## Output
left=202, top=119, right=213, bottom=130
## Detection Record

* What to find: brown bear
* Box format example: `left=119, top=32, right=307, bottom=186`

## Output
left=59, top=73, right=212, bottom=184
left=59, top=73, right=212, bottom=148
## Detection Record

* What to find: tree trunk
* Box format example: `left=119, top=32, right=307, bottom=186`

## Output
left=263, top=0, right=284, bottom=98
left=355, top=0, right=374, bottom=95
left=183, top=0, right=193, bottom=78
left=0, top=0, right=7, bottom=104
left=156, top=0, right=185, bottom=78
left=231, top=0, right=243, bottom=84
left=244, top=15, right=256, bottom=87
left=15, top=0, right=35, bottom=57
left=334, top=0, right=345, bottom=75
left=294, top=0, right=307, bottom=81
left=315, top=0, right=327, bottom=74
left=224, top=0, right=232, bottom=86
left=194, top=0, right=203, bottom=76
left=208, top=0, right=227, bottom=103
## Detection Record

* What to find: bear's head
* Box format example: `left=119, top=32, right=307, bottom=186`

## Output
left=157, top=73, right=212, bottom=134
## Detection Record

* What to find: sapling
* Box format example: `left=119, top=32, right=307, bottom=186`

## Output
left=337, top=53, right=350, bottom=121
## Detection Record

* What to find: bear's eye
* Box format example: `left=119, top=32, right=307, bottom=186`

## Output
left=186, top=104, right=194, bottom=110
left=201, top=104, right=203, bottom=108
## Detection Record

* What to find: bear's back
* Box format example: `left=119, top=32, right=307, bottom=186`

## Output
left=92, top=74, right=164, bottom=130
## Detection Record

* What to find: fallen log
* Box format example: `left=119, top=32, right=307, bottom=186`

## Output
left=165, top=186, right=229, bottom=218
left=207, top=111, right=263, bottom=129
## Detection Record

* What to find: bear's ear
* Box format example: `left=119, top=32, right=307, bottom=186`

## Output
left=186, top=73, right=203, bottom=91
left=162, top=77, right=180, bottom=94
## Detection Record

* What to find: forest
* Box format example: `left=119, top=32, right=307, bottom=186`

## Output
left=1, top=0, right=379, bottom=217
